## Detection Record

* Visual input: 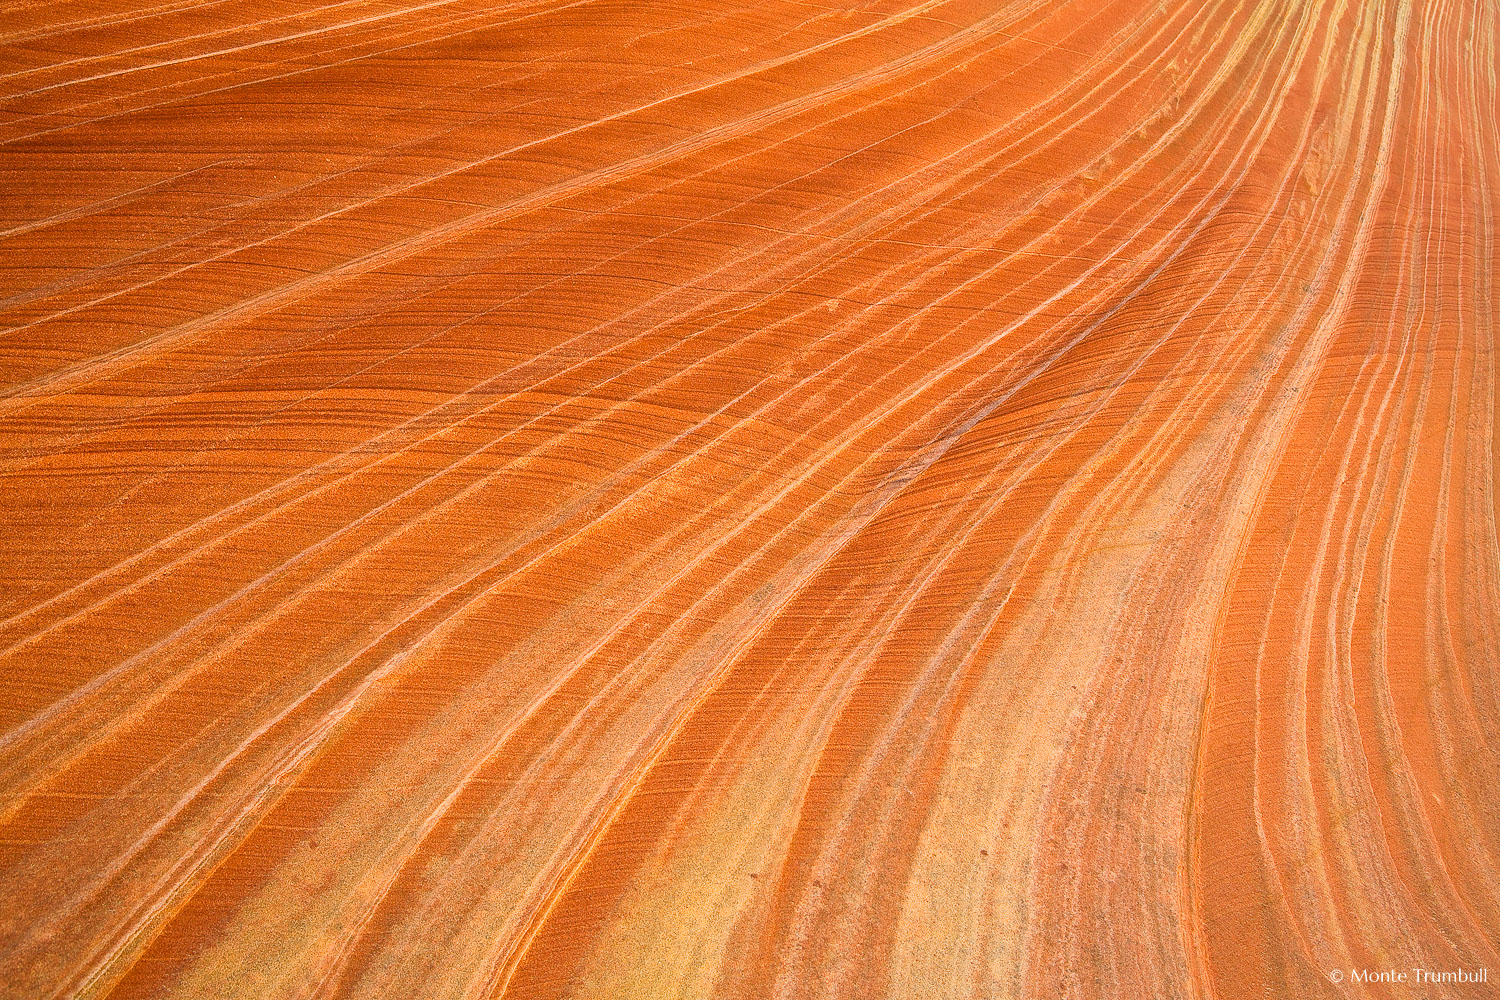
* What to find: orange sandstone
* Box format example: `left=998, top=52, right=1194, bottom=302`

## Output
left=0, top=0, right=1496, bottom=998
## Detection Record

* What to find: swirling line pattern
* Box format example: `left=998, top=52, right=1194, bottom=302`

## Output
left=0, top=0, right=1496, bottom=997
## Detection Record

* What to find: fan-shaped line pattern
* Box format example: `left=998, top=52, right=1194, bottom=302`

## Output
left=0, top=0, right=1496, bottom=997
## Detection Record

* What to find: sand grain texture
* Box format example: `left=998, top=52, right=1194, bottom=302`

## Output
left=1, top=0, right=1497, bottom=997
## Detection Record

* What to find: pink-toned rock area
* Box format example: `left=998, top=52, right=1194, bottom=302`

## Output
left=1, top=0, right=1496, bottom=997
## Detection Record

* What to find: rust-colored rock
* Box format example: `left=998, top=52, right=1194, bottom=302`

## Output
left=1, top=0, right=1496, bottom=997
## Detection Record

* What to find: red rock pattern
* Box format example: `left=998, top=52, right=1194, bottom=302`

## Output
left=1, top=0, right=1497, bottom=997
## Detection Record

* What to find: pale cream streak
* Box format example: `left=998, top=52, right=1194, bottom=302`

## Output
left=181, top=19, right=1296, bottom=989
left=1158, top=0, right=1380, bottom=971
left=0, top=0, right=1114, bottom=577
left=776, top=9, right=1350, bottom=991
left=1298, top=9, right=1460, bottom=972
left=1168, top=2, right=1392, bottom=990
left=0, top=0, right=508, bottom=89
left=9, top=0, right=1097, bottom=380
left=1331, top=5, right=1492, bottom=955
left=0, top=3, right=1488, bottom=995
left=5, top=41, right=1206, bottom=983
left=0, top=0, right=638, bottom=147
left=1405, top=0, right=1500, bottom=942
left=1218, top=0, right=1442, bottom=976
left=0, top=0, right=818, bottom=324
left=0, top=3, right=1080, bottom=530
left=0, top=0, right=1194, bottom=797
left=1026, top=0, right=1422, bottom=983
left=0, top=0, right=1146, bottom=650
left=1236, top=1, right=1434, bottom=971
left=0, top=5, right=1056, bottom=704
left=0, top=15, right=822, bottom=419
left=0, top=160, right=235, bottom=241
left=56, top=645, right=427, bottom=1000
left=513, top=5, right=1350, bottom=995
left=301, top=50, right=1268, bottom=986
left=1452, top=0, right=1500, bottom=761
left=0, top=0, right=845, bottom=317
left=181, top=263, right=1098, bottom=995
left=0, top=0, right=988, bottom=407
left=1026, top=25, right=1386, bottom=995
left=5, top=37, right=1218, bottom=710
left=0, top=0, right=245, bottom=47
left=0, top=68, right=1080, bottom=797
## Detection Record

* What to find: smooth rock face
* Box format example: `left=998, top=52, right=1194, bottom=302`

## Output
left=1, top=0, right=1496, bottom=997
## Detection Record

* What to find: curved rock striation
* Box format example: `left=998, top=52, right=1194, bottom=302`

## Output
left=0, top=0, right=1496, bottom=997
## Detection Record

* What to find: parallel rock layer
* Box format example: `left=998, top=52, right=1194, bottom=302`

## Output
left=0, top=0, right=1496, bottom=997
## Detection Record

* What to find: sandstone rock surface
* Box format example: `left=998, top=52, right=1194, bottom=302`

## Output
left=1, top=1, right=1497, bottom=997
